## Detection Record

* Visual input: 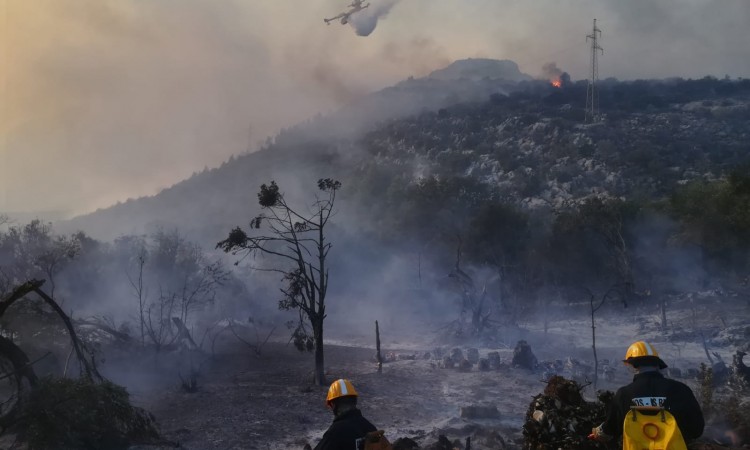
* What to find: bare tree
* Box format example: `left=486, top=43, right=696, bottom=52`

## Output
left=217, top=179, right=340, bottom=386
left=448, top=241, right=491, bottom=336
left=144, top=290, right=179, bottom=352
left=34, top=234, right=80, bottom=300
left=127, top=246, right=148, bottom=346
left=585, top=283, right=625, bottom=390
left=133, top=231, right=227, bottom=352
left=143, top=260, right=225, bottom=352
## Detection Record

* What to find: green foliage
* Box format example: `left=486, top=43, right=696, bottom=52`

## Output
left=465, top=202, right=529, bottom=266
left=279, top=269, right=305, bottom=310
left=317, top=178, right=342, bottom=192
left=20, top=377, right=160, bottom=450
left=373, top=175, right=493, bottom=248
left=216, top=227, right=250, bottom=253
left=257, top=181, right=281, bottom=207
left=670, top=168, right=750, bottom=270
left=550, top=198, right=638, bottom=290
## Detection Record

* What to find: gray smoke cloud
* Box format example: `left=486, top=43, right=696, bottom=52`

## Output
left=541, top=62, right=564, bottom=80
left=349, top=0, right=401, bottom=37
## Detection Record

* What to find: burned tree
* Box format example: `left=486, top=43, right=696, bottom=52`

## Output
left=584, top=284, right=625, bottom=389
left=448, top=239, right=492, bottom=336
left=217, top=179, right=340, bottom=386
left=121, top=231, right=226, bottom=352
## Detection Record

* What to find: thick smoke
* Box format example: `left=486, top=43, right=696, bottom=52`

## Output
left=541, top=62, right=564, bottom=80
left=349, top=0, right=401, bottom=37
left=540, top=61, right=571, bottom=86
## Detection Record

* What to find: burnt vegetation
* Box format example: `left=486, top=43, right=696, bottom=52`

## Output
left=216, top=178, right=341, bottom=385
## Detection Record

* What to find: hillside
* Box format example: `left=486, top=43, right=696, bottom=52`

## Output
left=59, top=58, right=532, bottom=240
left=61, top=65, right=750, bottom=244
left=360, top=79, right=750, bottom=209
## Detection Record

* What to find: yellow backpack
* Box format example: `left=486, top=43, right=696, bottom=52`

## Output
left=622, top=407, right=687, bottom=450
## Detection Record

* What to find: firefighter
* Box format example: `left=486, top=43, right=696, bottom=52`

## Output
left=313, top=379, right=377, bottom=450
left=589, top=341, right=704, bottom=449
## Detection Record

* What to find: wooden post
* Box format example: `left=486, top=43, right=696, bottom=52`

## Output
left=375, top=320, right=382, bottom=374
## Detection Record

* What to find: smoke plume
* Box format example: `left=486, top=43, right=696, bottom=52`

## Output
left=541, top=62, right=564, bottom=80
left=349, top=0, right=401, bottom=37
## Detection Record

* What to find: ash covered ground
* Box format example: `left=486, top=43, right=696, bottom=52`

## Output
left=91, top=294, right=749, bottom=450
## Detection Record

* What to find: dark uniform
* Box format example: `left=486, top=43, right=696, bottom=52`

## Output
left=601, top=370, right=704, bottom=440
left=313, top=408, right=377, bottom=450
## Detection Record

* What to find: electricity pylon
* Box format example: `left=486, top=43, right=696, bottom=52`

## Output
left=585, top=19, right=603, bottom=123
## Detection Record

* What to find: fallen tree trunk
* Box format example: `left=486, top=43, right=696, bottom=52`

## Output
left=75, top=318, right=132, bottom=343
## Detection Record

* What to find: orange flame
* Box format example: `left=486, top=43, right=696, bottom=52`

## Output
left=551, top=79, right=562, bottom=88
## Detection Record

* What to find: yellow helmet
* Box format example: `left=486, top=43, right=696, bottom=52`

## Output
left=623, top=341, right=667, bottom=368
left=326, top=379, right=358, bottom=407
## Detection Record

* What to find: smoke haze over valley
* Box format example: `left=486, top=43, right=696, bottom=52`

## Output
left=2, top=0, right=750, bottom=216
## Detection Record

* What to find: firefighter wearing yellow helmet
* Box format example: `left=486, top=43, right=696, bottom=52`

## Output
left=313, top=379, right=378, bottom=450
left=588, top=341, right=704, bottom=449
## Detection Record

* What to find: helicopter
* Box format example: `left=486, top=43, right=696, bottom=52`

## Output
left=324, top=0, right=370, bottom=25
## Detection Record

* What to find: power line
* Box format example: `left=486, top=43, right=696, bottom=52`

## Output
left=585, top=18, right=603, bottom=123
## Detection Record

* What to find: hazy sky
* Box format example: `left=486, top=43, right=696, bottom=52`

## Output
left=2, top=0, right=749, bottom=216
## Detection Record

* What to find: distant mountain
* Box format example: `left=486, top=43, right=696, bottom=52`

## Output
left=308, top=58, right=533, bottom=140
left=59, top=62, right=750, bottom=244
left=427, top=58, right=531, bottom=83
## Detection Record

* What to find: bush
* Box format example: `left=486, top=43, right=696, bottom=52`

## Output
left=20, top=377, right=161, bottom=450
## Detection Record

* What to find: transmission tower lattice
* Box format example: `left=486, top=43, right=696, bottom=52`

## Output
left=585, top=18, right=603, bottom=123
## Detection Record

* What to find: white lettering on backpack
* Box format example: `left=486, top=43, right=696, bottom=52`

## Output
left=632, top=396, right=666, bottom=407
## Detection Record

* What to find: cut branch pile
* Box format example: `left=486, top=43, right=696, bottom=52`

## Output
left=522, top=375, right=612, bottom=450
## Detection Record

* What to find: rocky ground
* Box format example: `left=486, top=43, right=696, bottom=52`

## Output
left=106, top=298, right=749, bottom=450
